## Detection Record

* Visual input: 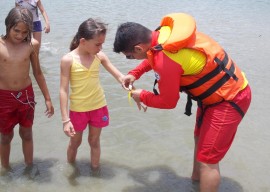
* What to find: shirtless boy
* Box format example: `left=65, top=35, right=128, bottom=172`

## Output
left=0, top=7, right=54, bottom=172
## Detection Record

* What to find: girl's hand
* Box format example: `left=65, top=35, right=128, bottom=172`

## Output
left=44, top=24, right=50, bottom=33
left=63, top=121, right=76, bottom=137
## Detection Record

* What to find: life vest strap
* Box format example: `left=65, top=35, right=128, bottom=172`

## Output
left=152, top=26, right=164, bottom=51
left=228, top=101, right=245, bottom=118
left=183, top=52, right=229, bottom=90
left=153, top=79, right=159, bottom=95
left=214, top=57, right=238, bottom=81
left=184, top=95, right=192, bottom=116
left=195, top=100, right=245, bottom=128
left=152, top=44, right=163, bottom=51
left=155, top=26, right=161, bottom=31
left=182, top=52, right=239, bottom=101
left=197, top=72, right=232, bottom=101
left=153, top=79, right=192, bottom=117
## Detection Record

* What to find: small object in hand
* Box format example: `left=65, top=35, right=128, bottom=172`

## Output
left=128, top=84, right=133, bottom=90
left=128, top=91, right=133, bottom=105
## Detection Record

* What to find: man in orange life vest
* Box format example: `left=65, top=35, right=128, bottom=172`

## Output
left=113, top=13, right=252, bottom=192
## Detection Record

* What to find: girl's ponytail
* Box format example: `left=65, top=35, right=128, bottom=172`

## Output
left=69, top=32, right=80, bottom=51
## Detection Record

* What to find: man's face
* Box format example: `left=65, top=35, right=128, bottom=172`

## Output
left=123, top=44, right=148, bottom=60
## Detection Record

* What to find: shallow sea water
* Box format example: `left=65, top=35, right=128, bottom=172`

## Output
left=0, top=0, right=270, bottom=191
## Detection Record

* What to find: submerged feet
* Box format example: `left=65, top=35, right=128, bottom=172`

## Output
left=64, top=163, right=80, bottom=177
left=23, top=164, right=40, bottom=179
left=64, top=163, right=80, bottom=186
left=0, top=166, right=13, bottom=176
left=1, top=164, right=39, bottom=179
left=64, top=162, right=101, bottom=178
left=90, top=165, right=101, bottom=177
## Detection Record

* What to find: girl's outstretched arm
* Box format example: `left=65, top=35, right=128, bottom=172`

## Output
left=98, top=51, right=124, bottom=84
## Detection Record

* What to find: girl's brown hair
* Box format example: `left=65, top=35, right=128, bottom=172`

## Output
left=70, top=18, right=107, bottom=51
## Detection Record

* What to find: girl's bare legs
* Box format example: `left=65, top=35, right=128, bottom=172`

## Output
left=32, top=31, right=42, bottom=49
left=88, top=126, right=102, bottom=169
left=67, top=132, right=83, bottom=163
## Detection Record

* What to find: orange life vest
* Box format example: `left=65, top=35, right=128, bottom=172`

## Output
left=147, top=13, right=247, bottom=105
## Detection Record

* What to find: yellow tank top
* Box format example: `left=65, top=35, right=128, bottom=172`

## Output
left=69, top=54, right=106, bottom=112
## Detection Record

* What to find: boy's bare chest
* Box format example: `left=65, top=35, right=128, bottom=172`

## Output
left=0, top=43, right=30, bottom=67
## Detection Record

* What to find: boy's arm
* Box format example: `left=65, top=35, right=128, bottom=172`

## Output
left=30, top=39, right=54, bottom=117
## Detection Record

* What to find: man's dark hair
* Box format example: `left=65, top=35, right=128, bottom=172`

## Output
left=113, top=22, right=151, bottom=53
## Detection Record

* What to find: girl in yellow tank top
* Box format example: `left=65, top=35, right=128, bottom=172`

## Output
left=59, top=18, right=124, bottom=173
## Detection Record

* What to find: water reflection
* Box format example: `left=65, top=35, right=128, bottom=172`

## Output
left=1, top=159, right=244, bottom=192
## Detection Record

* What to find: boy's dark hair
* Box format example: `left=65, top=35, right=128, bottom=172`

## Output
left=4, top=7, right=33, bottom=42
left=113, top=22, right=151, bottom=53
